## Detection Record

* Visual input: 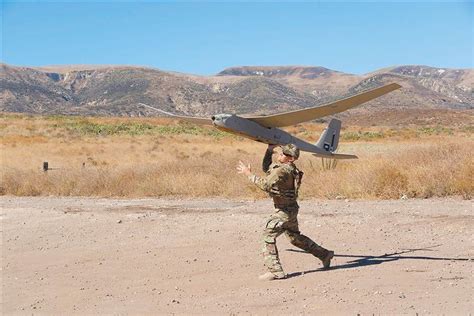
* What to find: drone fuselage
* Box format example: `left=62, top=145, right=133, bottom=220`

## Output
left=211, top=114, right=331, bottom=156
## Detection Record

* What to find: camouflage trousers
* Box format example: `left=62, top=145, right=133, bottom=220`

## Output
left=262, top=205, right=330, bottom=277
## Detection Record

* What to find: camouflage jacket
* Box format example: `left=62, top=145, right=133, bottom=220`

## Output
left=249, top=162, right=303, bottom=207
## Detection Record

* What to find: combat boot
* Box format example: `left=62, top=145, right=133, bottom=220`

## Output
left=258, top=272, right=286, bottom=281
left=321, top=250, right=334, bottom=269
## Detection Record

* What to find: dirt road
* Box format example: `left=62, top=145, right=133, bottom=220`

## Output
left=2, top=197, right=473, bottom=314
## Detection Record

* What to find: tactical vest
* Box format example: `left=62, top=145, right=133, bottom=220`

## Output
left=268, top=163, right=304, bottom=207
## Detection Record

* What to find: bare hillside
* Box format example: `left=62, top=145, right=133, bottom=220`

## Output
left=1, top=64, right=472, bottom=122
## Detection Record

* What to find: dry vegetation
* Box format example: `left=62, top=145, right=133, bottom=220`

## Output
left=1, top=113, right=473, bottom=199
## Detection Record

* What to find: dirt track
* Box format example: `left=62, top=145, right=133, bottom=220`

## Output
left=2, top=197, right=473, bottom=315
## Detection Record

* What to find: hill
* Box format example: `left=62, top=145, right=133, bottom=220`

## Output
left=1, top=63, right=472, bottom=125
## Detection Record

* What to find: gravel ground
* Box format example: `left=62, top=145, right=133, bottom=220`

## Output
left=2, top=196, right=473, bottom=315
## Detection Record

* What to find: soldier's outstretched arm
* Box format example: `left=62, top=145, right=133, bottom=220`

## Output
left=237, top=160, right=286, bottom=193
left=249, top=166, right=287, bottom=193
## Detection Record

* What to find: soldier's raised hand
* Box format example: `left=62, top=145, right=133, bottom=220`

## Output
left=237, top=160, right=252, bottom=176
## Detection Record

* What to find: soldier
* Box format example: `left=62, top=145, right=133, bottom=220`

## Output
left=237, top=144, right=334, bottom=281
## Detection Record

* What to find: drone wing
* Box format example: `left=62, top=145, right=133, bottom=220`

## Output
left=244, top=83, right=401, bottom=128
left=138, top=103, right=213, bottom=125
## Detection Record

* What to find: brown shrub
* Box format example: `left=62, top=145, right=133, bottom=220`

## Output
left=451, top=158, right=474, bottom=199
left=1, top=115, right=473, bottom=199
left=371, top=165, right=408, bottom=199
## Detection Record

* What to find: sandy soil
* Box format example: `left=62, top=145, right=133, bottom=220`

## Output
left=2, top=197, right=473, bottom=315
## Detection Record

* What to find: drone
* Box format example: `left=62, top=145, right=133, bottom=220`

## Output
left=139, top=83, right=401, bottom=159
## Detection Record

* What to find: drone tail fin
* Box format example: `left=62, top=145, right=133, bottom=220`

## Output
left=314, top=119, right=358, bottom=159
left=316, top=119, right=341, bottom=152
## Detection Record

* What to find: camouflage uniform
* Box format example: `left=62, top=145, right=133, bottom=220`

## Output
left=249, top=146, right=331, bottom=278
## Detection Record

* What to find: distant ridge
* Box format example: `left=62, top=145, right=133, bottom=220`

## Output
left=217, top=65, right=349, bottom=78
left=1, top=63, right=472, bottom=125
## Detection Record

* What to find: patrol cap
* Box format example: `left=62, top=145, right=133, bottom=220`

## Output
left=281, top=144, right=300, bottom=159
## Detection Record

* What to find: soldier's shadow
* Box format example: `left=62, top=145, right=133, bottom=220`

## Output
left=284, top=245, right=472, bottom=279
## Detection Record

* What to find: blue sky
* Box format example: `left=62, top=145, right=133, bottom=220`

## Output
left=2, top=1, right=473, bottom=75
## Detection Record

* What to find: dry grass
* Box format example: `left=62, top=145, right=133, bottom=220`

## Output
left=1, top=114, right=473, bottom=199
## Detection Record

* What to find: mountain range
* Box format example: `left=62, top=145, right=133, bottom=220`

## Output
left=1, top=63, right=472, bottom=125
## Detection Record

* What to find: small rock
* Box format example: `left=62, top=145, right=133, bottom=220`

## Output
left=117, top=220, right=122, bottom=224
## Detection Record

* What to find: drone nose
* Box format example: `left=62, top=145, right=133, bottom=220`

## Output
left=211, top=115, right=221, bottom=126
left=211, top=114, right=229, bottom=127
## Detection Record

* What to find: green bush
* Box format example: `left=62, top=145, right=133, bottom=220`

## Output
left=417, top=126, right=454, bottom=136
left=51, top=119, right=226, bottom=137
left=341, top=130, right=385, bottom=141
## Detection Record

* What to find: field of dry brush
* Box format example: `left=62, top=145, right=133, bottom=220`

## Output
left=1, top=114, right=473, bottom=199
